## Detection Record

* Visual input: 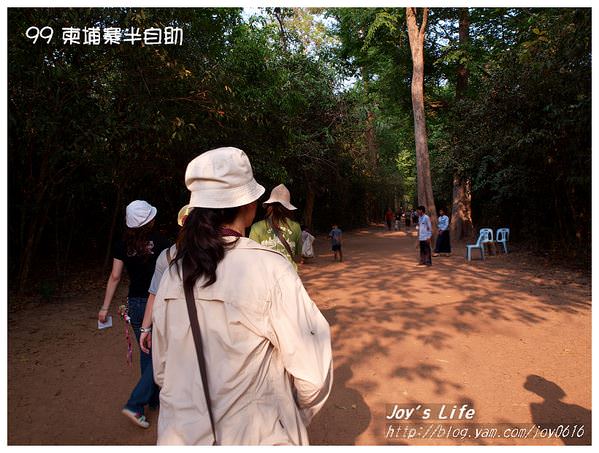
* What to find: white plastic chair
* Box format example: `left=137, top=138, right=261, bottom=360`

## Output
left=466, top=228, right=493, bottom=261
left=496, top=228, right=510, bottom=253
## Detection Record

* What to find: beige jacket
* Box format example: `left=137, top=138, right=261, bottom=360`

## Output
left=152, top=237, right=332, bottom=445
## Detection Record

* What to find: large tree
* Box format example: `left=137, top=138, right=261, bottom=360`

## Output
left=450, top=8, right=473, bottom=240
left=406, top=7, right=436, bottom=224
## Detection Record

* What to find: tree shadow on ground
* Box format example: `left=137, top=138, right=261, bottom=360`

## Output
left=308, top=363, right=371, bottom=445
left=305, top=229, right=591, bottom=362
left=301, top=229, right=590, bottom=444
left=392, top=363, right=464, bottom=396
left=7, top=228, right=589, bottom=445
left=524, top=374, right=591, bottom=446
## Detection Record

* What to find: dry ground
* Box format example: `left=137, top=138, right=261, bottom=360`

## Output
left=7, top=227, right=591, bottom=445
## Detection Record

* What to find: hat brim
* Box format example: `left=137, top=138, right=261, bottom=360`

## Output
left=189, top=179, right=266, bottom=209
left=263, top=199, right=297, bottom=211
left=128, top=206, right=157, bottom=228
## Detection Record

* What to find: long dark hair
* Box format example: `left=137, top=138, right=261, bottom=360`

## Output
left=265, top=203, right=293, bottom=232
left=173, top=206, right=240, bottom=291
left=123, top=220, right=155, bottom=258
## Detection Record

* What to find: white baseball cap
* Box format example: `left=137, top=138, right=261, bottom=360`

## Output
left=185, top=147, right=265, bottom=209
left=126, top=200, right=157, bottom=228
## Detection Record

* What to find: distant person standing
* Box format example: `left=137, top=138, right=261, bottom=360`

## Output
left=329, top=224, right=343, bottom=262
left=385, top=208, right=394, bottom=231
left=301, top=225, right=316, bottom=259
left=250, top=184, right=302, bottom=268
left=433, top=208, right=451, bottom=257
left=405, top=208, right=412, bottom=229
left=411, top=209, right=419, bottom=227
left=394, top=209, right=402, bottom=231
left=417, top=205, right=432, bottom=266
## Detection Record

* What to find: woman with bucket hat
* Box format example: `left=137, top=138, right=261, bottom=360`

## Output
left=98, top=200, right=170, bottom=428
left=151, top=147, right=332, bottom=445
left=249, top=184, right=303, bottom=269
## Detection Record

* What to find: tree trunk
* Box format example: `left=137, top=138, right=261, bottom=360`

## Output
left=18, top=207, right=47, bottom=292
left=365, top=109, right=378, bottom=171
left=450, top=174, right=473, bottom=240
left=450, top=8, right=473, bottom=240
left=17, top=152, right=55, bottom=293
left=362, top=68, right=378, bottom=171
left=273, top=8, right=288, bottom=51
left=406, top=7, right=437, bottom=227
left=303, top=184, right=315, bottom=229
left=17, top=188, right=53, bottom=292
left=456, top=8, right=470, bottom=98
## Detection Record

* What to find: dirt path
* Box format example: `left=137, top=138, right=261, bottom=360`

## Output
left=8, top=227, right=591, bottom=445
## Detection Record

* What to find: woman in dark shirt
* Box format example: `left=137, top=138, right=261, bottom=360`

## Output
left=98, top=200, right=169, bottom=429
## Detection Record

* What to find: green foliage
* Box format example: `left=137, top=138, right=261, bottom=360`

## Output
left=8, top=7, right=374, bottom=287
left=444, top=8, right=591, bottom=254
left=334, top=7, right=590, bottom=256
left=7, top=7, right=592, bottom=287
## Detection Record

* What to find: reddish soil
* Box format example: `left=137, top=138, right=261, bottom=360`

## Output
left=7, top=227, right=591, bottom=445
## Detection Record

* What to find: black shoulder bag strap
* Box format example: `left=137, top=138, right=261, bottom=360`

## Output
left=182, top=258, right=218, bottom=445
left=267, top=219, right=300, bottom=263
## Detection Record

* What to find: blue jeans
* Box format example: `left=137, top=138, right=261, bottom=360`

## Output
left=124, top=297, right=160, bottom=415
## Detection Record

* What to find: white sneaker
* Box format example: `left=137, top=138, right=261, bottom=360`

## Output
left=122, top=408, right=150, bottom=429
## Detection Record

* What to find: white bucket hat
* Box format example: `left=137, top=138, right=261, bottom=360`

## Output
left=263, top=184, right=297, bottom=211
left=126, top=200, right=157, bottom=228
left=185, top=147, right=265, bottom=209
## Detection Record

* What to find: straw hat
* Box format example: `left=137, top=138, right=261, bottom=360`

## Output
left=263, top=184, right=297, bottom=211
left=185, top=147, right=265, bottom=209
left=177, top=205, right=193, bottom=226
left=126, top=200, right=157, bottom=228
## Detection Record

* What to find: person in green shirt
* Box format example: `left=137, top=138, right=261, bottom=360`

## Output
left=249, top=184, right=302, bottom=269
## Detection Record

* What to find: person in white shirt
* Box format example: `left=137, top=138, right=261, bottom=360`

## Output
left=417, top=205, right=432, bottom=266
left=301, top=225, right=316, bottom=258
left=139, top=204, right=191, bottom=355
left=433, top=208, right=451, bottom=257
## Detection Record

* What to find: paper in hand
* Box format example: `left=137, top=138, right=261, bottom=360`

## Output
left=98, top=315, right=113, bottom=330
